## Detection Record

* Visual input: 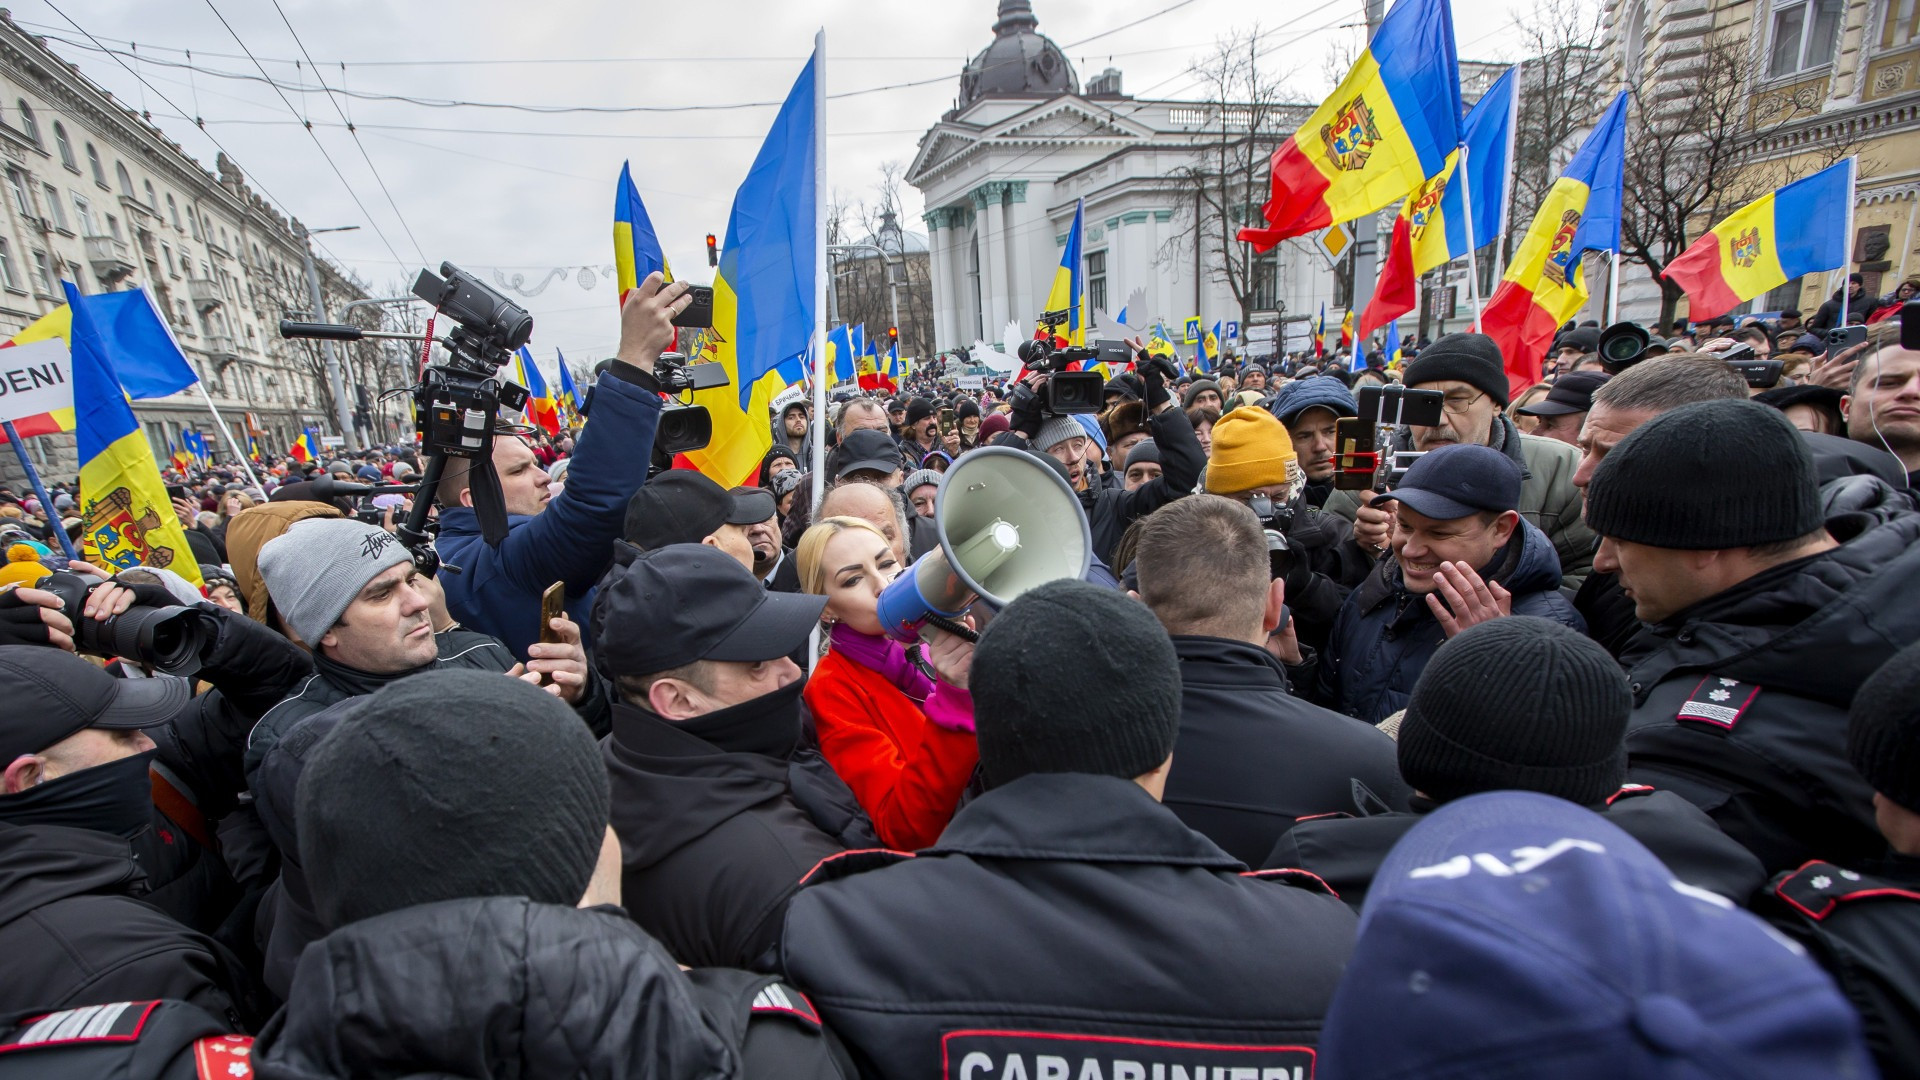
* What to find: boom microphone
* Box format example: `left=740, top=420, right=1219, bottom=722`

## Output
left=875, top=446, right=1092, bottom=641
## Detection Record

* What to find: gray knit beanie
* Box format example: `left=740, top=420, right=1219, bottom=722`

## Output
left=257, top=518, right=413, bottom=646
left=1032, top=415, right=1088, bottom=453
left=970, top=578, right=1181, bottom=789
left=297, top=669, right=609, bottom=930
left=903, top=469, right=943, bottom=496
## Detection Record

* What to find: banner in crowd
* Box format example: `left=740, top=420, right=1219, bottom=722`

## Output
left=1661, top=158, right=1855, bottom=321
left=1358, top=65, right=1519, bottom=340
left=65, top=282, right=201, bottom=583
left=1481, top=91, right=1629, bottom=396
left=0, top=290, right=197, bottom=445
left=1238, top=0, right=1461, bottom=249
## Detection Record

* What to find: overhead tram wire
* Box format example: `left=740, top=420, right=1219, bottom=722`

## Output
left=197, top=0, right=413, bottom=272
left=266, top=0, right=426, bottom=265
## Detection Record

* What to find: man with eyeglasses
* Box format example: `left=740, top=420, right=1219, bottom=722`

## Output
left=1318, top=333, right=1594, bottom=590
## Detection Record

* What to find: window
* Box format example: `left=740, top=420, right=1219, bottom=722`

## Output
left=1885, top=0, right=1920, bottom=48
left=30, top=250, right=53, bottom=295
left=1086, top=249, right=1107, bottom=313
left=166, top=193, right=180, bottom=229
left=15, top=100, right=37, bottom=145
left=115, top=161, right=133, bottom=199
left=0, top=239, right=17, bottom=290
left=85, top=143, right=104, bottom=187
left=189, top=208, right=202, bottom=240
left=66, top=262, right=85, bottom=295
left=143, top=179, right=156, bottom=209
left=41, top=185, right=63, bottom=230
left=72, top=194, right=92, bottom=235
left=52, top=122, right=73, bottom=169
left=107, top=213, right=121, bottom=241
left=5, top=169, right=30, bottom=217
left=162, top=242, right=174, bottom=275
left=1769, top=0, right=1844, bottom=77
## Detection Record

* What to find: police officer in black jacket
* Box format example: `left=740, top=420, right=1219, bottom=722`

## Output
left=1759, top=640, right=1920, bottom=1079
left=595, top=543, right=877, bottom=969
left=1586, top=400, right=1920, bottom=872
left=1268, top=618, right=1765, bottom=909
left=1133, top=495, right=1407, bottom=864
left=778, top=579, right=1356, bottom=1078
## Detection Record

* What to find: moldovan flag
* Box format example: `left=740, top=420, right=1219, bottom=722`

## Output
left=680, top=45, right=820, bottom=486
left=1314, top=304, right=1327, bottom=357
left=0, top=289, right=197, bottom=443
left=827, top=324, right=856, bottom=384
left=1359, top=65, right=1519, bottom=340
left=1238, top=0, right=1461, bottom=249
left=1340, top=309, right=1355, bottom=349
left=516, top=347, right=560, bottom=435
left=556, top=350, right=580, bottom=421
left=1042, top=198, right=1088, bottom=345
left=614, top=162, right=671, bottom=304
left=1662, top=158, right=1854, bottom=321
left=1481, top=91, right=1630, bottom=397
left=65, top=282, right=199, bottom=583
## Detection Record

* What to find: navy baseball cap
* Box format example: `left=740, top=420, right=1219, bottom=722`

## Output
left=1318, top=791, right=1872, bottom=1080
left=590, top=542, right=825, bottom=679
left=1517, top=371, right=1610, bottom=417
left=1371, top=443, right=1522, bottom=520
left=835, top=429, right=903, bottom=480
left=0, top=646, right=188, bottom=762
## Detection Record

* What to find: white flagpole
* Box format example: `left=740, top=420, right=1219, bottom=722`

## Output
left=195, top=382, right=262, bottom=491
left=1838, top=156, right=1857, bottom=328
left=1495, top=66, right=1520, bottom=284
left=1607, top=250, right=1621, bottom=325
left=808, top=28, right=828, bottom=673
left=1458, top=145, right=1483, bottom=329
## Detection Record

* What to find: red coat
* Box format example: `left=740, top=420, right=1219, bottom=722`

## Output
left=804, top=647, right=978, bottom=850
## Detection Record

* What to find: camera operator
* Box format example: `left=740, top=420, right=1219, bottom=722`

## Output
left=996, top=338, right=1204, bottom=564
left=244, top=519, right=605, bottom=782
left=435, top=271, right=689, bottom=661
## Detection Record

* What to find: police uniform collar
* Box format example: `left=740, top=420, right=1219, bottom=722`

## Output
left=926, top=772, right=1245, bottom=869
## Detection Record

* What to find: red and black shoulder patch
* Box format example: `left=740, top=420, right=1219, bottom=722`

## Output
left=0, top=1001, right=160, bottom=1053
left=1772, top=860, right=1920, bottom=921
left=1675, top=676, right=1759, bottom=731
left=1605, top=783, right=1657, bottom=806
left=750, top=982, right=822, bottom=1028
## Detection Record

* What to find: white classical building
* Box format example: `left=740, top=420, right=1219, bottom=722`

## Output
left=908, top=0, right=1332, bottom=356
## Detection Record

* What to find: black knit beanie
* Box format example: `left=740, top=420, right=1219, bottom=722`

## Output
left=957, top=398, right=982, bottom=421
left=1584, top=398, right=1822, bottom=550
left=296, top=670, right=610, bottom=931
left=1402, top=332, right=1510, bottom=407
left=971, top=578, right=1180, bottom=789
left=1399, top=617, right=1630, bottom=806
left=1848, top=638, right=1920, bottom=813
left=904, top=397, right=935, bottom=428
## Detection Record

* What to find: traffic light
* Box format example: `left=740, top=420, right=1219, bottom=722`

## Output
left=887, top=326, right=899, bottom=348
left=705, top=234, right=718, bottom=267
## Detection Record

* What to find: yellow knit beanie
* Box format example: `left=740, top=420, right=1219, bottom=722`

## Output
left=1206, top=407, right=1295, bottom=495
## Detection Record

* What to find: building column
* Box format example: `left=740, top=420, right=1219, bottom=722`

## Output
left=1006, top=182, right=1033, bottom=329
left=922, top=209, right=953, bottom=350
left=974, top=183, right=1011, bottom=338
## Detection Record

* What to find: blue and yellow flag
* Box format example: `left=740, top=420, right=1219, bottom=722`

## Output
left=1384, top=320, right=1403, bottom=368
left=826, top=324, right=856, bottom=384
left=67, top=281, right=199, bottom=582
left=1042, top=198, right=1088, bottom=345
left=515, top=347, right=560, bottom=435
left=556, top=349, right=580, bottom=423
left=614, top=162, right=671, bottom=305
left=682, top=46, right=820, bottom=486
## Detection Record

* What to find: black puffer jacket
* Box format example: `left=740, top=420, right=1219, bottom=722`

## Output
left=1267, top=786, right=1768, bottom=910
left=1622, top=509, right=1920, bottom=872
left=0, top=821, right=244, bottom=1027
left=251, top=897, right=734, bottom=1080
left=997, top=406, right=1205, bottom=564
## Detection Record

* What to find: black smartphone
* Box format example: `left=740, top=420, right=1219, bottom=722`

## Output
left=1826, top=325, right=1867, bottom=355
left=1904, top=301, right=1920, bottom=352
left=671, top=285, right=715, bottom=329
left=166, top=484, right=190, bottom=501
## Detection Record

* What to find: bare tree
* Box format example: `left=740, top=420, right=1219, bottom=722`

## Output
left=830, top=162, right=937, bottom=359
left=1621, top=34, right=1866, bottom=326
left=1163, top=26, right=1298, bottom=323
left=1506, top=0, right=1609, bottom=266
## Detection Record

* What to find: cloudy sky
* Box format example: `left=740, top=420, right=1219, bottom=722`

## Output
left=14, top=0, right=1566, bottom=363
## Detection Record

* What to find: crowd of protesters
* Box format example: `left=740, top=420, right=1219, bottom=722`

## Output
left=0, top=268, right=1916, bottom=1078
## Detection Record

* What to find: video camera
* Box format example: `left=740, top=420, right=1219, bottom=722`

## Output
left=1596, top=321, right=1659, bottom=375
left=648, top=350, right=730, bottom=474
left=1012, top=309, right=1107, bottom=414
left=1333, top=384, right=1446, bottom=492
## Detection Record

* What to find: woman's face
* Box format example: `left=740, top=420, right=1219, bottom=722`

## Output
left=821, top=529, right=899, bottom=636
left=1901, top=282, right=1918, bottom=301
left=961, top=415, right=980, bottom=436
left=777, top=490, right=796, bottom=518
left=1194, top=418, right=1214, bottom=454
left=207, top=583, right=245, bottom=614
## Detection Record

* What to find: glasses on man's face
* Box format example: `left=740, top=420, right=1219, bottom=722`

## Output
left=1441, top=390, right=1486, bottom=415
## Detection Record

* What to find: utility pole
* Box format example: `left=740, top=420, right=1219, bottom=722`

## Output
left=294, top=221, right=360, bottom=447
left=1347, top=0, right=1388, bottom=337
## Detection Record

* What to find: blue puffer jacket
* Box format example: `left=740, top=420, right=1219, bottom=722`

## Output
left=437, top=372, right=661, bottom=660
left=1311, top=520, right=1585, bottom=724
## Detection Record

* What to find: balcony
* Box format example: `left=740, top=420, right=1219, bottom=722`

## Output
left=188, top=277, right=222, bottom=313
left=205, top=334, right=239, bottom=362
left=84, top=235, right=134, bottom=285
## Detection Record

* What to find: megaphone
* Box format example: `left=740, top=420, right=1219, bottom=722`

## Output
left=875, top=446, right=1092, bottom=641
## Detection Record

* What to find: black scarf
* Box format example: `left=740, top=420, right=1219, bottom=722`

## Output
left=676, top=680, right=805, bottom=760
left=0, top=749, right=156, bottom=837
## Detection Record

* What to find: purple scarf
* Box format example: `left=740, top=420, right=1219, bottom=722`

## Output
left=829, top=623, right=934, bottom=704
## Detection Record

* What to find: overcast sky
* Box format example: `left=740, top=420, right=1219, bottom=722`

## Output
left=13, top=0, right=1574, bottom=365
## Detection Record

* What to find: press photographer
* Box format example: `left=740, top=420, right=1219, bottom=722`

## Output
left=433, top=270, right=688, bottom=660
left=996, top=335, right=1204, bottom=563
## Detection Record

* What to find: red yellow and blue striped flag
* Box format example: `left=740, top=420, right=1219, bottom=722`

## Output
left=614, top=162, right=671, bottom=305
left=1481, top=91, right=1629, bottom=396
left=1239, top=0, right=1461, bottom=250
left=66, top=281, right=200, bottom=583
left=515, top=347, right=560, bottom=435
left=1314, top=304, right=1328, bottom=358
left=1360, top=66, right=1519, bottom=341
left=1041, top=198, right=1089, bottom=345
left=555, top=350, right=580, bottom=424
left=1662, top=158, right=1854, bottom=322
left=681, top=45, right=820, bottom=486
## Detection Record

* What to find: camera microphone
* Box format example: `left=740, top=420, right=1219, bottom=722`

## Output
left=310, top=474, right=419, bottom=500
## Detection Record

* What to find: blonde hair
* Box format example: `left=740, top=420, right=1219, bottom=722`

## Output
left=796, top=515, right=889, bottom=596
